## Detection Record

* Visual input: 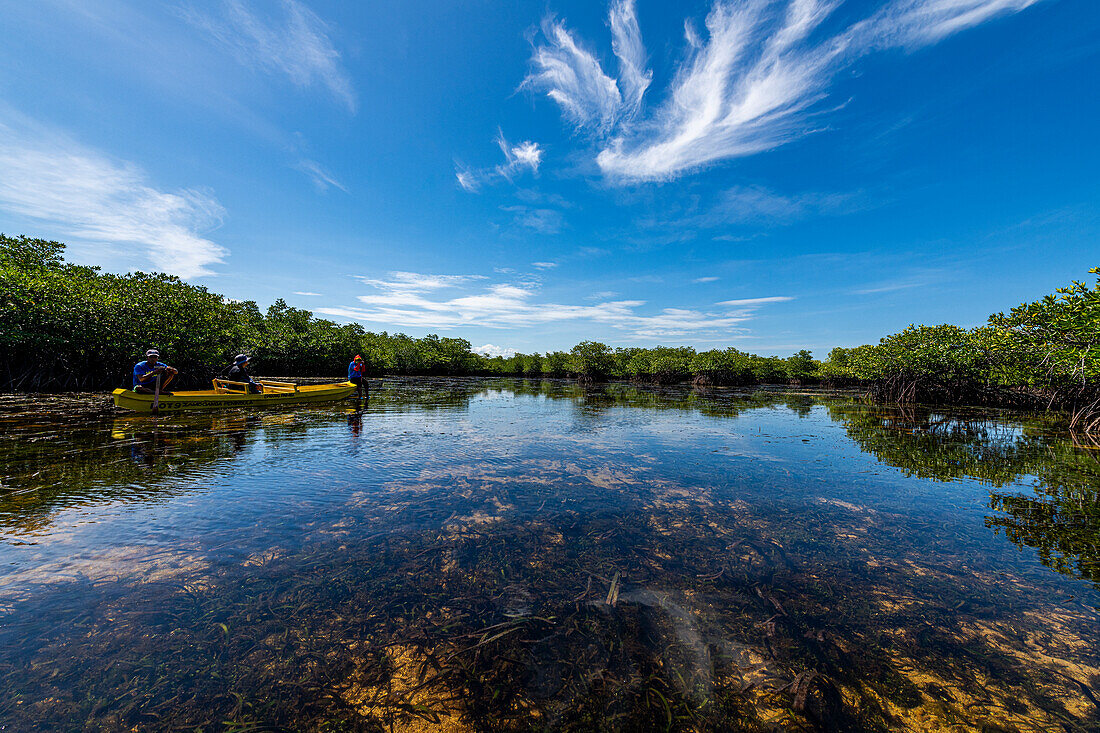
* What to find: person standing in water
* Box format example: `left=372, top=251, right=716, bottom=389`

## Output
left=348, top=354, right=368, bottom=398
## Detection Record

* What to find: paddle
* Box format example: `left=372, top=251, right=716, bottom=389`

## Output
left=152, top=373, right=161, bottom=416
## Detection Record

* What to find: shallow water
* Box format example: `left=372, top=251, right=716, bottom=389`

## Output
left=0, top=379, right=1098, bottom=731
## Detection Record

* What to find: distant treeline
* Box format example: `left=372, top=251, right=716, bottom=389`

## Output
left=2, top=234, right=1097, bottom=429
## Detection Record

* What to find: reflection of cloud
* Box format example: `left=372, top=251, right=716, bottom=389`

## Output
left=319, top=271, right=793, bottom=340
left=523, top=0, right=1042, bottom=181
left=0, top=117, right=227, bottom=279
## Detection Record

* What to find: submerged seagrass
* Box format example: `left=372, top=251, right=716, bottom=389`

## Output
left=0, top=379, right=1097, bottom=731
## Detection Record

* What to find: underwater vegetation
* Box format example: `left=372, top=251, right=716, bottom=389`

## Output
left=1, top=381, right=1098, bottom=730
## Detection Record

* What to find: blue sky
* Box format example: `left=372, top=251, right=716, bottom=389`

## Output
left=1, top=0, right=1097, bottom=357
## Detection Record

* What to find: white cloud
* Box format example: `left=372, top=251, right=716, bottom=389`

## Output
left=715, top=296, right=794, bottom=306
left=498, top=135, right=542, bottom=177
left=854, top=0, right=1042, bottom=50
left=524, top=0, right=1044, bottom=181
left=0, top=118, right=227, bottom=279
left=295, top=158, right=347, bottom=193
left=531, top=261, right=558, bottom=269
left=183, top=0, right=355, bottom=111
left=293, top=291, right=322, bottom=296
left=317, top=271, right=792, bottom=340
left=457, top=131, right=543, bottom=192
left=853, top=271, right=942, bottom=294
left=475, top=343, right=519, bottom=358
left=522, top=16, right=623, bottom=131
left=693, top=276, right=720, bottom=283
left=455, top=169, right=480, bottom=192
left=609, top=0, right=652, bottom=121
left=500, top=205, right=563, bottom=234
left=708, top=185, right=859, bottom=224
left=356, top=271, right=483, bottom=292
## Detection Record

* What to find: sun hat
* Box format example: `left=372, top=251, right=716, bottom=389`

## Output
left=234, top=354, right=250, bottom=364
left=145, top=349, right=159, bottom=358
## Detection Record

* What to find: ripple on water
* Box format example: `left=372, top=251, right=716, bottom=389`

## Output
left=0, top=378, right=1097, bottom=731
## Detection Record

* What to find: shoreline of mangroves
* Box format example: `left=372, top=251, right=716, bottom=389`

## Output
left=2, top=234, right=1097, bottom=432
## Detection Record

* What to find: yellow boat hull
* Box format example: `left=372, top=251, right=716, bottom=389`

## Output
left=112, top=382, right=358, bottom=413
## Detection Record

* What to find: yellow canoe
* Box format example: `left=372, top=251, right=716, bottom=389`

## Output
left=112, top=380, right=358, bottom=413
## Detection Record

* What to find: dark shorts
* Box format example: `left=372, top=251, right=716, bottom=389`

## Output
left=350, top=376, right=366, bottom=387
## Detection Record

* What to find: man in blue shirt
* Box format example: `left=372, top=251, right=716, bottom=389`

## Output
left=132, top=349, right=177, bottom=394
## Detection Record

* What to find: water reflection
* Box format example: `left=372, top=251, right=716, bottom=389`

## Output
left=825, top=402, right=1100, bottom=588
left=0, top=379, right=1097, bottom=731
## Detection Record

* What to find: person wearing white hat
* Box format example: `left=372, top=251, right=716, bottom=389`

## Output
left=132, top=349, right=177, bottom=394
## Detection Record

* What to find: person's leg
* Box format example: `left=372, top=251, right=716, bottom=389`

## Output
left=134, top=384, right=154, bottom=394
left=161, top=371, right=176, bottom=391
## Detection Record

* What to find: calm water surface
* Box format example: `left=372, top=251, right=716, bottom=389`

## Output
left=0, top=379, right=1098, bottom=731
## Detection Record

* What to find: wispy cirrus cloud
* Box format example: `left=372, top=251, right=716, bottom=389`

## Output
left=707, top=185, right=862, bottom=224
left=356, top=271, right=485, bottom=292
left=521, top=15, right=623, bottom=131
left=318, top=270, right=792, bottom=340
left=523, top=0, right=1045, bottom=181
left=182, top=0, right=355, bottom=111
left=608, top=0, right=651, bottom=121
left=457, top=131, right=543, bottom=192
left=855, top=0, right=1042, bottom=49
left=693, top=276, right=720, bottom=283
left=0, top=117, right=227, bottom=278
left=500, top=205, right=563, bottom=234
left=295, top=158, right=348, bottom=193
left=853, top=270, right=944, bottom=294
left=715, top=296, right=795, bottom=306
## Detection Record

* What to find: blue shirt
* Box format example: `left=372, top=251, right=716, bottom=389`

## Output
left=348, top=361, right=365, bottom=380
left=133, top=361, right=167, bottom=388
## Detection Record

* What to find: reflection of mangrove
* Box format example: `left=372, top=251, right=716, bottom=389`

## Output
left=2, top=382, right=807, bottom=536
left=1, top=475, right=1096, bottom=730
left=480, top=377, right=826, bottom=420
left=0, top=409, right=266, bottom=534
left=363, top=379, right=478, bottom=414
left=829, top=402, right=1100, bottom=587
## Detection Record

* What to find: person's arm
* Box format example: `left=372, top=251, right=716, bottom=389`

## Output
left=135, top=365, right=159, bottom=384
left=139, top=363, right=176, bottom=383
